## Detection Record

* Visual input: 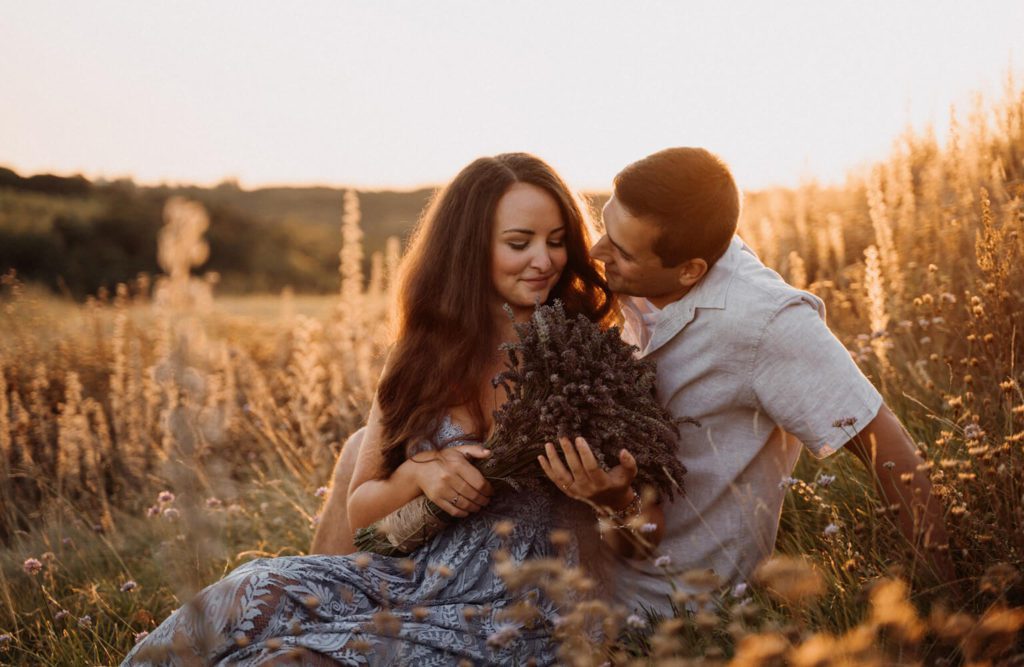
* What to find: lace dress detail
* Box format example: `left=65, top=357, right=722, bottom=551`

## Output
left=123, top=418, right=576, bottom=666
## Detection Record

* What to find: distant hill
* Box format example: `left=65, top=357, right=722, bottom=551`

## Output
left=0, top=167, right=438, bottom=296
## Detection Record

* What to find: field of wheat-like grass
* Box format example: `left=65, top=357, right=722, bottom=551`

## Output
left=2, top=82, right=1024, bottom=664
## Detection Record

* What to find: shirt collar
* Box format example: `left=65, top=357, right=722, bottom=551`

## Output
left=659, top=235, right=746, bottom=317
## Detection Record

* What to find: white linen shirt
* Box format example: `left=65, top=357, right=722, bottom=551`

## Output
left=612, top=236, right=882, bottom=617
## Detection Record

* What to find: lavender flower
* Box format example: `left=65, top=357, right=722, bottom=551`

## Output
left=23, top=558, right=42, bottom=576
left=120, top=580, right=138, bottom=593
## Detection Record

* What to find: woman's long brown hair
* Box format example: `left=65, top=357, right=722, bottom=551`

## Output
left=376, top=153, right=615, bottom=474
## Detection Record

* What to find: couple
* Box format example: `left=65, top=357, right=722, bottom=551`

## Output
left=125, top=149, right=950, bottom=665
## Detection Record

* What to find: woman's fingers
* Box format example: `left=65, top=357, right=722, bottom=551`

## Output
left=558, top=436, right=589, bottom=481
left=543, top=442, right=572, bottom=482
left=619, top=448, right=639, bottom=474
left=437, top=497, right=469, bottom=518
left=575, top=437, right=602, bottom=474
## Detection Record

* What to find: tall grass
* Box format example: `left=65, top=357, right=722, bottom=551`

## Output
left=2, top=76, right=1023, bottom=663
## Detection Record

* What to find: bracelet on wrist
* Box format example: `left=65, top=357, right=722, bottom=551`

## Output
left=606, top=487, right=642, bottom=522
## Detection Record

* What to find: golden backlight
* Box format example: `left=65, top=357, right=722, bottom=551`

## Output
left=0, top=0, right=1021, bottom=191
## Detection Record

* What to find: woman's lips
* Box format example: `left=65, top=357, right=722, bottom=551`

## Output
left=520, top=275, right=554, bottom=287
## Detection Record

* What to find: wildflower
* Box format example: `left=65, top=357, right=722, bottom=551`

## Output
left=61, top=537, right=73, bottom=546
left=492, top=520, right=515, bottom=538
left=54, top=610, right=69, bottom=622
left=963, top=423, right=983, bottom=440
left=120, top=580, right=138, bottom=593
left=205, top=497, right=223, bottom=509
left=157, top=490, right=175, bottom=504
left=640, top=522, right=657, bottom=534
left=626, top=614, right=646, bottom=629
left=816, top=474, right=836, bottom=487
left=654, top=555, right=672, bottom=568
left=548, top=529, right=572, bottom=547
left=883, top=460, right=896, bottom=470
left=134, top=631, right=149, bottom=643
left=145, top=505, right=160, bottom=518
left=753, top=555, right=825, bottom=605
left=315, top=486, right=329, bottom=498
left=162, top=507, right=180, bottom=521
left=23, top=558, right=42, bottom=575
left=486, top=624, right=521, bottom=649
left=78, top=615, right=92, bottom=629
left=0, top=633, right=11, bottom=648
left=779, top=476, right=799, bottom=489
left=731, top=582, right=748, bottom=598
left=824, top=523, right=840, bottom=536
left=832, top=416, right=857, bottom=428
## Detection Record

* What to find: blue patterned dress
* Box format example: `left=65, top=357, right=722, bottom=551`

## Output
left=123, top=419, right=579, bottom=666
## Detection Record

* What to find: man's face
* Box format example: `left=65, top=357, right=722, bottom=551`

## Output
left=592, top=195, right=689, bottom=305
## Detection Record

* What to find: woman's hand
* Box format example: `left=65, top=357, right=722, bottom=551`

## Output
left=403, top=445, right=494, bottom=518
left=537, top=436, right=638, bottom=511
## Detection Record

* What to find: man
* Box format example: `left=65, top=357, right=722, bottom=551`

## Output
left=587, top=147, right=951, bottom=616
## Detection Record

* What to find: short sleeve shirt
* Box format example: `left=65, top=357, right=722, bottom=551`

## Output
left=612, top=236, right=882, bottom=616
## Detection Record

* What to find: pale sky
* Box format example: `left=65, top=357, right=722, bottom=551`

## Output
left=1, top=1, right=1022, bottom=192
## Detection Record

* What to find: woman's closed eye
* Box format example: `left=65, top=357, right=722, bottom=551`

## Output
left=507, top=238, right=564, bottom=251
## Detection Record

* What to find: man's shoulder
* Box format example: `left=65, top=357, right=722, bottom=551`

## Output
left=719, top=251, right=824, bottom=323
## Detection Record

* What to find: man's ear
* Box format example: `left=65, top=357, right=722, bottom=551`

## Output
left=677, top=258, right=708, bottom=288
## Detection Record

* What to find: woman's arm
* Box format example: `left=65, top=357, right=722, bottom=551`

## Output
left=346, top=400, right=494, bottom=533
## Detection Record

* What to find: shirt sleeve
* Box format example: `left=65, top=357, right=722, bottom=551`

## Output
left=751, top=295, right=883, bottom=458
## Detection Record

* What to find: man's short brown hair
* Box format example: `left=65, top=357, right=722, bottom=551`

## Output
left=613, top=147, right=740, bottom=268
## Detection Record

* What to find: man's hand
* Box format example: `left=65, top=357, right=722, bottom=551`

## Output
left=405, top=445, right=494, bottom=518
left=537, top=436, right=637, bottom=510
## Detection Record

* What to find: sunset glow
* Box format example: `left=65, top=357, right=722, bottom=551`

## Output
left=2, top=0, right=1022, bottom=191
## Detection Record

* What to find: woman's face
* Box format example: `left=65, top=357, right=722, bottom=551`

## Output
left=491, top=182, right=568, bottom=314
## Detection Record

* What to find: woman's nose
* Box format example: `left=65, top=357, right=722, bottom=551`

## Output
left=592, top=235, right=610, bottom=262
left=530, top=247, right=553, bottom=272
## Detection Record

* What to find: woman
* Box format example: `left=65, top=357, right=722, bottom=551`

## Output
left=124, top=153, right=642, bottom=666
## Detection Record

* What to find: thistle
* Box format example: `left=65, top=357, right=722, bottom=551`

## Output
left=355, top=301, right=686, bottom=555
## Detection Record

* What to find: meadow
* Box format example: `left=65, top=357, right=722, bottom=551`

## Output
left=1, top=79, right=1024, bottom=664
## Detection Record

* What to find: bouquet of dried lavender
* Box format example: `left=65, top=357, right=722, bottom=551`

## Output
left=354, top=301, right=686, bottom=556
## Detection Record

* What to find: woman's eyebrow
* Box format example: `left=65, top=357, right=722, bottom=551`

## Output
left=501, top=226, right=565, bottom=235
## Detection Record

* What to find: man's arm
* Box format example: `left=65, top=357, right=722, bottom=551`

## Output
left=842, top=404, right=954, bottom=581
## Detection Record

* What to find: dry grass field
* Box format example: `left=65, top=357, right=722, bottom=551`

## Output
left=2, top=82, right=1024, bottom=664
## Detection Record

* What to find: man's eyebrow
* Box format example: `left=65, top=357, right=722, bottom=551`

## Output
left=606, top=231, right=634, bottom=259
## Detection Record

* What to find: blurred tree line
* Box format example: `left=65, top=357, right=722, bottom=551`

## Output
left=0, top=166, right=435, bottom=297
